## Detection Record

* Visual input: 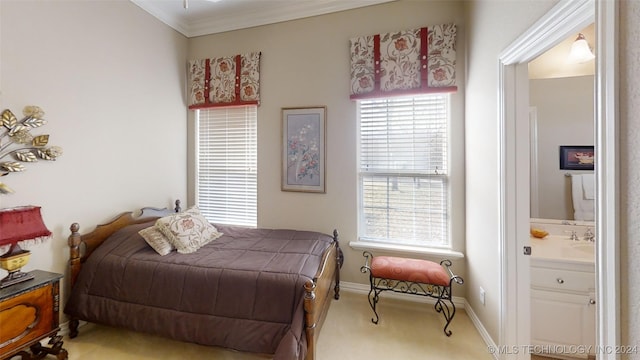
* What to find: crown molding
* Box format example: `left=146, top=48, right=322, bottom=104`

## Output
left=131, top=0, right=191, bottom=36
left=131, top=0, right=395, bottom=38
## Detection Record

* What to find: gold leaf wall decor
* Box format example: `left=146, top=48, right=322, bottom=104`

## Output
left=1, top=162, right=25, bottom=172
left=1, top=110, right=17, bottom=128
left=9, top=125, right=28, bottom=136
left=32, top=135, right=49, bottom=147
left=0, top=106, right=63, bottom=194
left=15, top=152, right=37, bottom=162
left=23, top=118, right=46, bottom=128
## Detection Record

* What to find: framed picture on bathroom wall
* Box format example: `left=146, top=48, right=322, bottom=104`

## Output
left=559, top=145, right=594, bottom=170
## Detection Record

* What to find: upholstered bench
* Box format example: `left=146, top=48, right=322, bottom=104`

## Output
left=360, top=251, right=464, bottom=336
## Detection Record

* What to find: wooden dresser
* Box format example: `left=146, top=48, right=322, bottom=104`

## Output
left=0, top=270, right=67, bottom=360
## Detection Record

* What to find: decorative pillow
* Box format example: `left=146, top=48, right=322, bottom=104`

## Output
left=139, top=226, right=174, bottom=256
left=155, top=207, right=222, bottom=254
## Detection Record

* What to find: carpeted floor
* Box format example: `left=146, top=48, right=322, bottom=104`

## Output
left=60, top=290, right=495, bottom=359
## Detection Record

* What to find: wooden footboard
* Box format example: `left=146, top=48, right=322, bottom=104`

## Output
left=303, top=229, right=344, bottom=360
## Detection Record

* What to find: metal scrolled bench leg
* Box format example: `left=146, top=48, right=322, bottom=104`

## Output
left=360, top=251, right=464, bottom=336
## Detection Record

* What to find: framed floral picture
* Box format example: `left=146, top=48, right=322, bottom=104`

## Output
left=282, top=106, right=326, bottom=193
left=559, top=145, right=595, bottom=170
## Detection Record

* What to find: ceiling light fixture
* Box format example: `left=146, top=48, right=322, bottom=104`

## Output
left=568, top=33, right=595, bottom=63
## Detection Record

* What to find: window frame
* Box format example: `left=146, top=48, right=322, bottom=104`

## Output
left=194, top=106, right=258, bottom=227
left=353, top=94, right=463, bottom=258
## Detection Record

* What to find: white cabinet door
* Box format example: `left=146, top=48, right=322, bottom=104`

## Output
left=531, top=289, right=595, bottom=358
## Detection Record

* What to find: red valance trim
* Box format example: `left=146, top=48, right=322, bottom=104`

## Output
left=349, top=86, right=457, bottom=101
left=234, top=55, right=242, bottom=102
left=189, top=101, right=259, bottom=110
left=420, top=27, right=429, bottom=90
left=373, top=34, right=381, bottom=92
left=204, top=58, right=211, bottom=104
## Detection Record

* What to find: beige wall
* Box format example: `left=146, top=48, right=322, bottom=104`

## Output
left=0, top=1, right=188, bottom=295
left=530, top=76, right=595, bottom=221
left=186, top=1, right=467, bottom=288
left=465, top=0, right=558, bottom=342
left=619, top=0, right=640, bottom=354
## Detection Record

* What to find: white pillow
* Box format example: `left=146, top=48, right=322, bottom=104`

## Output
left=139, top=226, right=174, bottom=256
left=155, top=207, right=222, bottom=254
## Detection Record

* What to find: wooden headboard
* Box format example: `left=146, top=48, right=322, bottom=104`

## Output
left=67, top=199, right=181, bottom=287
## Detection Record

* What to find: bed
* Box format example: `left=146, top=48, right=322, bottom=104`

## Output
left=64, top=201, right=343, bottom=360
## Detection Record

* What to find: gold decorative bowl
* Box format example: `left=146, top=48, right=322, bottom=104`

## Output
left=0, top=250, right=31, bottom=272
left=530, top=228, right=549, bottom=239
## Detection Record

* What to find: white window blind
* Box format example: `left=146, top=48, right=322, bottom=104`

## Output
left=358, top=94, right=449, bottom=247
left=196, top=106, right=257, bottom=227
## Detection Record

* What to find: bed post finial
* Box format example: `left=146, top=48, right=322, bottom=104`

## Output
left=68, top=223, right=82, bottom=285
left=175, top=199, right=181, bottom=213
left=68, top=222, right=82, bottom=338
left=68, top=223, right=81, bottom=272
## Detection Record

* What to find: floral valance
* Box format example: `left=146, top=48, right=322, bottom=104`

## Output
left=188, top=52, right=261, bottom=109
left=350, top=24, right=456, bottom=100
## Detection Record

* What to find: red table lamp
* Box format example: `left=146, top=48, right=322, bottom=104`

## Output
left=0, top=206, right=51, bottom=288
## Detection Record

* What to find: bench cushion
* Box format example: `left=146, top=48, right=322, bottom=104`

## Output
left=370, top=256, right=450, bottom=286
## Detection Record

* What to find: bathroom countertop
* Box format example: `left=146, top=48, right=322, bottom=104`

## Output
left=530, top=235, right=595, bottom=271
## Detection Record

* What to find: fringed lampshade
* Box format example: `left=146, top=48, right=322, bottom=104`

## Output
left=0, top=206, right=51, bottom=288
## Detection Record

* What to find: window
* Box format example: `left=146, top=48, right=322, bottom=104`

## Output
left=196, top=106, right=257, bottom=227
left=358, top=94, right=450, bottom=248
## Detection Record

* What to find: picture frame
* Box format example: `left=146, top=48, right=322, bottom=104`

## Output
left=281, top=106, right=326, bottom=193
left=559, top=145, right=594, bottom=170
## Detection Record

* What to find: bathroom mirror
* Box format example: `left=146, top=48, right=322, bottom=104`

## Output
left=529, top=23, right=595, bottom=223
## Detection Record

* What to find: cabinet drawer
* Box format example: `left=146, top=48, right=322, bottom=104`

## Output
left=0, top=284, right=54, bottom=355
left=531, top=267, right=595, bottom=292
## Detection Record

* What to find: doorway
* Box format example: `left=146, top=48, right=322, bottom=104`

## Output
left=497, top=0, right=619, bottom=359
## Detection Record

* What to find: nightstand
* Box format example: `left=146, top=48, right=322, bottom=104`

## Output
left=0, top=270, right=67, bottom=360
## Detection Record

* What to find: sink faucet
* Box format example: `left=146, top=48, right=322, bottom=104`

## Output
left=584, top=227, right=595, bottom=242
left=565, top=230, right=580, bottom=241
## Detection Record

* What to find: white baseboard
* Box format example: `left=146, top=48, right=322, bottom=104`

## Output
left=58, top=321, right=70, bottom=336
left=58, top=320, right=88, bottom=337
left=341, top=281, right=497, bottom=359
left=463, top=299, right=499, bottom=360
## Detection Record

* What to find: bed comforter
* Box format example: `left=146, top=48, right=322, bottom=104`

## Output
left=64, top=220, right=334, bottom=360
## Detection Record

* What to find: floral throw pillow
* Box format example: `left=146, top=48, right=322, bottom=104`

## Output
left=139, top=226, right=174, bottom=256
left=155, top=207, right=222, bottom=254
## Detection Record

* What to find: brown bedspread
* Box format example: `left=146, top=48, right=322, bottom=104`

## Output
left=64, top=220, right=334, bottom=360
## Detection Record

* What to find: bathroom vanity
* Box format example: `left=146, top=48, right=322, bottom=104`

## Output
left=530, top=220, right=595, bottom=359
